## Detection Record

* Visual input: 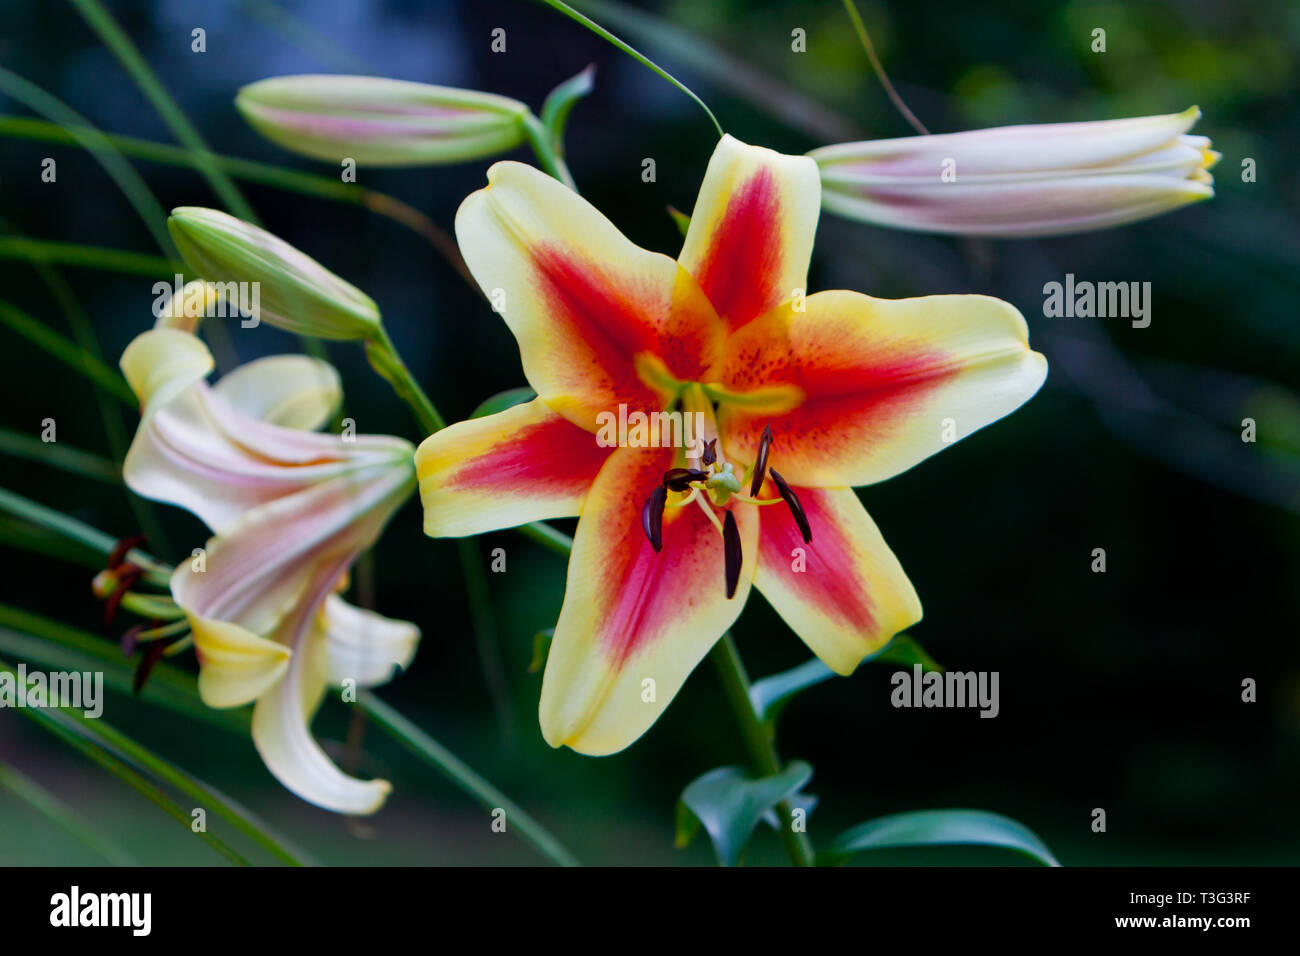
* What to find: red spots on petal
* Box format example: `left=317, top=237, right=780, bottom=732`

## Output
left=693, top=168, right=784, bottom=330
left=759, top=486, right=874, bottom=629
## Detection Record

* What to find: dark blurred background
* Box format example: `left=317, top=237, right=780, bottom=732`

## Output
left=0, top=0, right=1297, bottom=865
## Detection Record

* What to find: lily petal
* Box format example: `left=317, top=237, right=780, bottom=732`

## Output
left=321, top=594, right=419, bottom=688
left=416, top=397, right=611, bottom=536
left=211, top=354, right=341, bottom=430
left=753, top=484, right=921, bottom=674
left=678, top=134, right=821, bottom=331
left=251, top=561, right=392, bottom=815
left=120, top=328, right=213, bottom=419
left=455, top=161, right=724, bottom=430
left=717, top=291, right=1047, bottom=487
left=187, top=613, right=291, bottom=708
left=539, top=446, right=758, bottom=755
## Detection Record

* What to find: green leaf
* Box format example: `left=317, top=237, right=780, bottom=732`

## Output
left=472, top=386, right=537, bottom=419
left=875, top=633, right=944, bottom=673
left=666, top=205, right=691, bottom=237
left=749, top=633, right=943, bottom=725
left=0, top=428, right=120, bottom=483
left=0, top=758, right=137, bottom=865
left=816, top=809, right=1060, bottom=867
left=540, top=64, right=596, bottom=149
left=0, top=298, right=136, bottom=405
left=676, top=760, right=813, bottom=866
left=529, top=628, right=554, bottom=673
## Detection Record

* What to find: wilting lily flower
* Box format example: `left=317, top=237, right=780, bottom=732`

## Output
left=416, top=134, right=1046, bottom=755
left=120, top=327, right=418, bottom=814
left=169, top=206, right=381, bottom=340
left=810, top=107, right=1217, bottom=237
left=236, top=75, right=530, bottom=166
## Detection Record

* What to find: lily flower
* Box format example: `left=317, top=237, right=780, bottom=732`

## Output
left=236, top=75, right=531, bottom=166
left=416, top=135, right=1047, bottom=755
left=120, top=326, right=418, bottom=814
left=810, top=107, right=1218, bottom=236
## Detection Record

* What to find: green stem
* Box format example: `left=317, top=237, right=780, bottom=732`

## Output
left=841, top=0, right=930, bottom=135
left=359, top=691, right=578, bottom=866
left=0, top=67, right=173, bottom=255
left=0, top=659, right=251, bottom=865
left=0, top=117, right=474, bottom=285
left=536, top=0, right=724, bottom=137
left=522, top=112, right=577, bottom=190
left=366, top=326, right=445, bottom=434
left=0, top=758, right=137, bottom=865
left=0, top=428, right=120, bottom=483
left=0, top=298, right=136, bottom=405
left=709, top=633, right=816, bottom=866
left=0, top=237, right=182, bottom=276
left=69, top=0, right=258, bottom=222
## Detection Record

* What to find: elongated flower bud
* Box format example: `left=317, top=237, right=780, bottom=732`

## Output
left=236, top=74, right=530, bottom=166
left=810, top=107, right=1218, bottom=237
left=168, top=207, right=380, bottom=341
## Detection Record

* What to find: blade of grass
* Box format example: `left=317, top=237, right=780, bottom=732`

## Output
left=0, top=757, right=138, bottom=865
left=0, top=237, right=181, bottom=277
left=536, top=0, right=724, bottom=137
left=0, top=117, right=473, bottom=285
left=68, top=0, right=257, bottom=223
left=0, top=427, right=121, bottom=483
left=359, top=690, right=578, bottom=867
left=0, top=66, right=173, bottom=254
left=1, top=657, right=250, bottom=865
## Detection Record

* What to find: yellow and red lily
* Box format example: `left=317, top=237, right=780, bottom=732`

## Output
left=121, top=313, right=418, bottom=814
left=416, top=135, right=1047, bottom=755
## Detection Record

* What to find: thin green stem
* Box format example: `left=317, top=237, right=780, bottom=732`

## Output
left=0, top=758, right=137, bottom=865
left=0, top=428, right=120, bottom=483
left=709, top=633, right=816, bottom=866
left=0, top=67, right=173, bottom=254
left=518, top=521, right=575, bottom=557
left=0, top=298, right=136, bottom=405
left=0, top=117, right=473, bottom=284
left=366, top=326, right=445, bottom=434
left=458, top=537, right=517, bottom=742
left=0, top=659, right=250, bottom=865
left=359, top=691, right=578, bottom=866
left=69, top=0, right=258, bottom=222
left=841, top=0, right=930, bottom=135
left=522, top=112, right=577, bottom=191
left=0, top=237, right=182, bottom=277
left=536, top=0, right=724, bottom=137
left=0, top=485, right=170, bottom=584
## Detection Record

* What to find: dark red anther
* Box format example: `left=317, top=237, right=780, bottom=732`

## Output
left=722, top=511, right=742, bottom=599
left=120, top=623, right=144, bottom=658
left=641, top=484, right=667, bottom=552
left=133, top=640, right=170, bottom=695
left=701, top=438, right=717, bottom=467
left=102, top=563, right=144, bottom=630
left=749, top=425, right=774, bottom=497
left=662, top=467, right=708, bottom=492
left=107, top=534, right=147, bottom=571
left=769, top=468, right=812, bottom=543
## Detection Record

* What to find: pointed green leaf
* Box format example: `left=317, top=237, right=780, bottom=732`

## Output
left=749, top=633, right=943, bottom=725
left=817, top=809, right=1060, bottom=867
left=677, top=760, right=813, bottom=866
left=540, top=64, right=596, bottom=148
left=472, top=387, right=537, bottom=419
